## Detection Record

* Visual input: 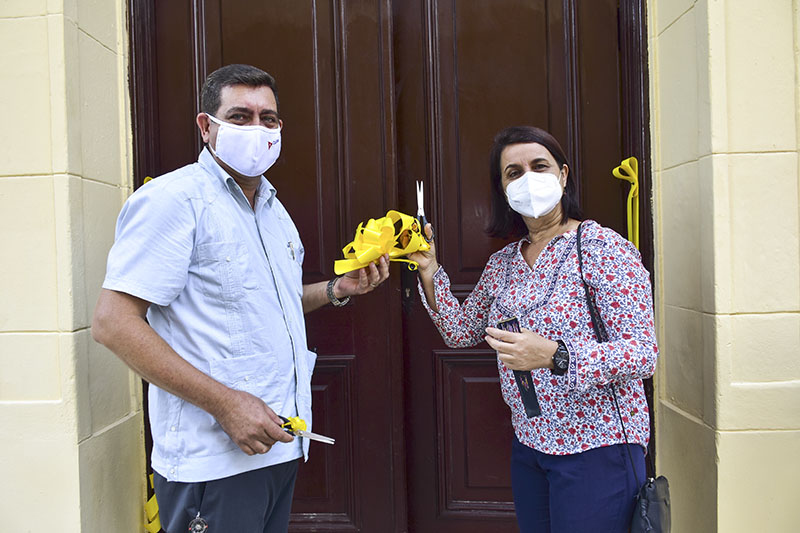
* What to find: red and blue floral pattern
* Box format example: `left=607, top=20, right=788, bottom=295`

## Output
left=419, top=220, right=658, bottom=455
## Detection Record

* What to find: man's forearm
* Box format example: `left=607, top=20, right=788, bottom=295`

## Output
left=92, top=288, right=293, bottom=455
left=92, top=289, right=232, bottom=418
left=302, top=280, right=333, bottom=314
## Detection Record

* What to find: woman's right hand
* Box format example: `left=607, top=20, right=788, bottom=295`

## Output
left=408, top=223, right=440, bottom=312
left=408, top=223, right=439, bottom=280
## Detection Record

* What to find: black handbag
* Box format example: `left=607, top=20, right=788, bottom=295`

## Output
left=576, top=222, right=671, bottom=533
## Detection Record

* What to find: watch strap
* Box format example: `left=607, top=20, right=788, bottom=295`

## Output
left=327, top=276, right=350, bottom=307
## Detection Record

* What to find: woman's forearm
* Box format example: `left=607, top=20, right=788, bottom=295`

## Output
left=418, top=268, right=439, bottom=312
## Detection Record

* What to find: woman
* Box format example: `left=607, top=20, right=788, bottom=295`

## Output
left=409, top=126, right=658, bottom=532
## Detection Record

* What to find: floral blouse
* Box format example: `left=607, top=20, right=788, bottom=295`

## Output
left=419, top=220, right=658, bottom=455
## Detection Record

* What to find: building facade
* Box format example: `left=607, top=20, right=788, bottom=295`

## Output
left=0, top=1, right=797, bottom=531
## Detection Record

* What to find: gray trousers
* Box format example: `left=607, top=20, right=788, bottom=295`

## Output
left=153, top=459, right=300, bottom=533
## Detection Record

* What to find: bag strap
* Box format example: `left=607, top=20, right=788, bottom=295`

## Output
left=576, top=222, right=609, bottom=343
left=576, top=221, right=647, bottom=485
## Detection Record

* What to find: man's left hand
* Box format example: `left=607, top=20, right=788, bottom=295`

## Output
left=336, top=254, right=390, bottom=297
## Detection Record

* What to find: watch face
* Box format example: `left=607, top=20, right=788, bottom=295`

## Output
left=552, top=341, right=569, bottom=375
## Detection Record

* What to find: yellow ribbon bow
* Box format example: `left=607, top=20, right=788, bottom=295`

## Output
left=144, top=473, right=161, bottom=533
left=612, top=156, right=640, bottom=250
left=334, top=210, right=431, bottom=275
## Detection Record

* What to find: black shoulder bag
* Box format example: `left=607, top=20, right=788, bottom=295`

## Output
left=576, top=222, right=671, bottom=533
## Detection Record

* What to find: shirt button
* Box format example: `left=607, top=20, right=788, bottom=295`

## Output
left=226, top=256, right=231, bottom=262
left=170, top=426, right=176, bottom=432
left=244, top=376, right=250, bottom=381
left=170, top=468, right=176, bottom=474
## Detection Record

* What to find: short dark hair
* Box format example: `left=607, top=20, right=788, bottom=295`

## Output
left=199, top=64, right=279, bottom=116
left=486, top=126, right=583, bottom=239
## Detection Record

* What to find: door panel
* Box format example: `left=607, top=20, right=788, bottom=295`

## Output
left=212, top=0, right=340, bottom=280
left=291, top=356, right=357, bottom=529
left=129, top=0, right=650, bottom=531
left=212, top=3, right=405, bottom=530
left=208, top=3, right=405, bottom=530
left=137, top=1, right=405, bottom=531
left=436, top=351, right=515, bottom=511
left=395, top=1, right=635, bottom=531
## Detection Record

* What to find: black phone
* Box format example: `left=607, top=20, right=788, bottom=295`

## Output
left=496, top=318, right=542, bottom=418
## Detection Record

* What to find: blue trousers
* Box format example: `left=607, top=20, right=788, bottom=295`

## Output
left=153, top=459, right=299, bottom=533
left=511, top=436, right=644, bottom=533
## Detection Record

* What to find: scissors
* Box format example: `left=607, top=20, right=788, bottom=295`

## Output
left=279, top=416, right=335, bottom=445
left=416, top=180, right=433, bottom=241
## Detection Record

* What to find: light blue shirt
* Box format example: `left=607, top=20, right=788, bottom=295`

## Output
left=103, top=148, right=313, bottom=482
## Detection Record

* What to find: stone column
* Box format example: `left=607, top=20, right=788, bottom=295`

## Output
left=0, top=1, right=144, bottom=530
left=649, top=0, right=800, bottom=531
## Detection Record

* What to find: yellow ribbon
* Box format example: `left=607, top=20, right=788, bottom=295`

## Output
left=612, top=157, right=640, bottom=250
left=144, top=473, right=161, bottom=533
left=334, top=210, right=431, bottom=275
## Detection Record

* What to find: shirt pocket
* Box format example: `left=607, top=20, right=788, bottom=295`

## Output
left=181, top=353, right=287, bottom=459
left=196, top=241, right=252, bottom=301
left=178, top=401, right=238, bottom=457
left=209, top=353, right=285, bottom=410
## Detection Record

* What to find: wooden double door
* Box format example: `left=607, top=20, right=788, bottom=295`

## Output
left=130, top=1, right=651, bottom=531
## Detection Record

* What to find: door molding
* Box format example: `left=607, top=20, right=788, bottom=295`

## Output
left=619, top=0, right=656, bottom=472
left=620, top=0, right=653, bottom=272
left=128, top=0, right=159, bottom=189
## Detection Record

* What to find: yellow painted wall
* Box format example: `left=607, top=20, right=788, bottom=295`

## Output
left=649, top=0, right=800, bottom=531
left=0, top=1, right=144, bottom=531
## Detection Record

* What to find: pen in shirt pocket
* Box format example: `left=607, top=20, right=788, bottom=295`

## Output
left=287, top=241, right=296, bottom=260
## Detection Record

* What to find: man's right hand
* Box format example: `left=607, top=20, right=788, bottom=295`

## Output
left=213, top=388, right=294, bottom=456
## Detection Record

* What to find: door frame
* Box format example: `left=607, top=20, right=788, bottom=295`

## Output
left=126, top=0, right=655, bottom=527
left=618, top=0, right=657, bottom=469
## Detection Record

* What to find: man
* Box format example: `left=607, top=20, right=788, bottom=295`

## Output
left=92, top=64, right=389, bottom=532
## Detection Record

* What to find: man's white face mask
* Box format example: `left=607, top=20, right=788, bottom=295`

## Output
left=505, top=170, right=564, bottom=219
left=206, top=114, right=281, bottom=177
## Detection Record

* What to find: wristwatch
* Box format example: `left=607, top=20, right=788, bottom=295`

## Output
left=551, top=340, right=569, bottom=376
left=326, top=276, right=350, bottom=307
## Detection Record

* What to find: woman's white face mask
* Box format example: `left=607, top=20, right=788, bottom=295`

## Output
left=207, top=114, right=281, bottom=177
left=505, top=170, right=563, bottom=219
